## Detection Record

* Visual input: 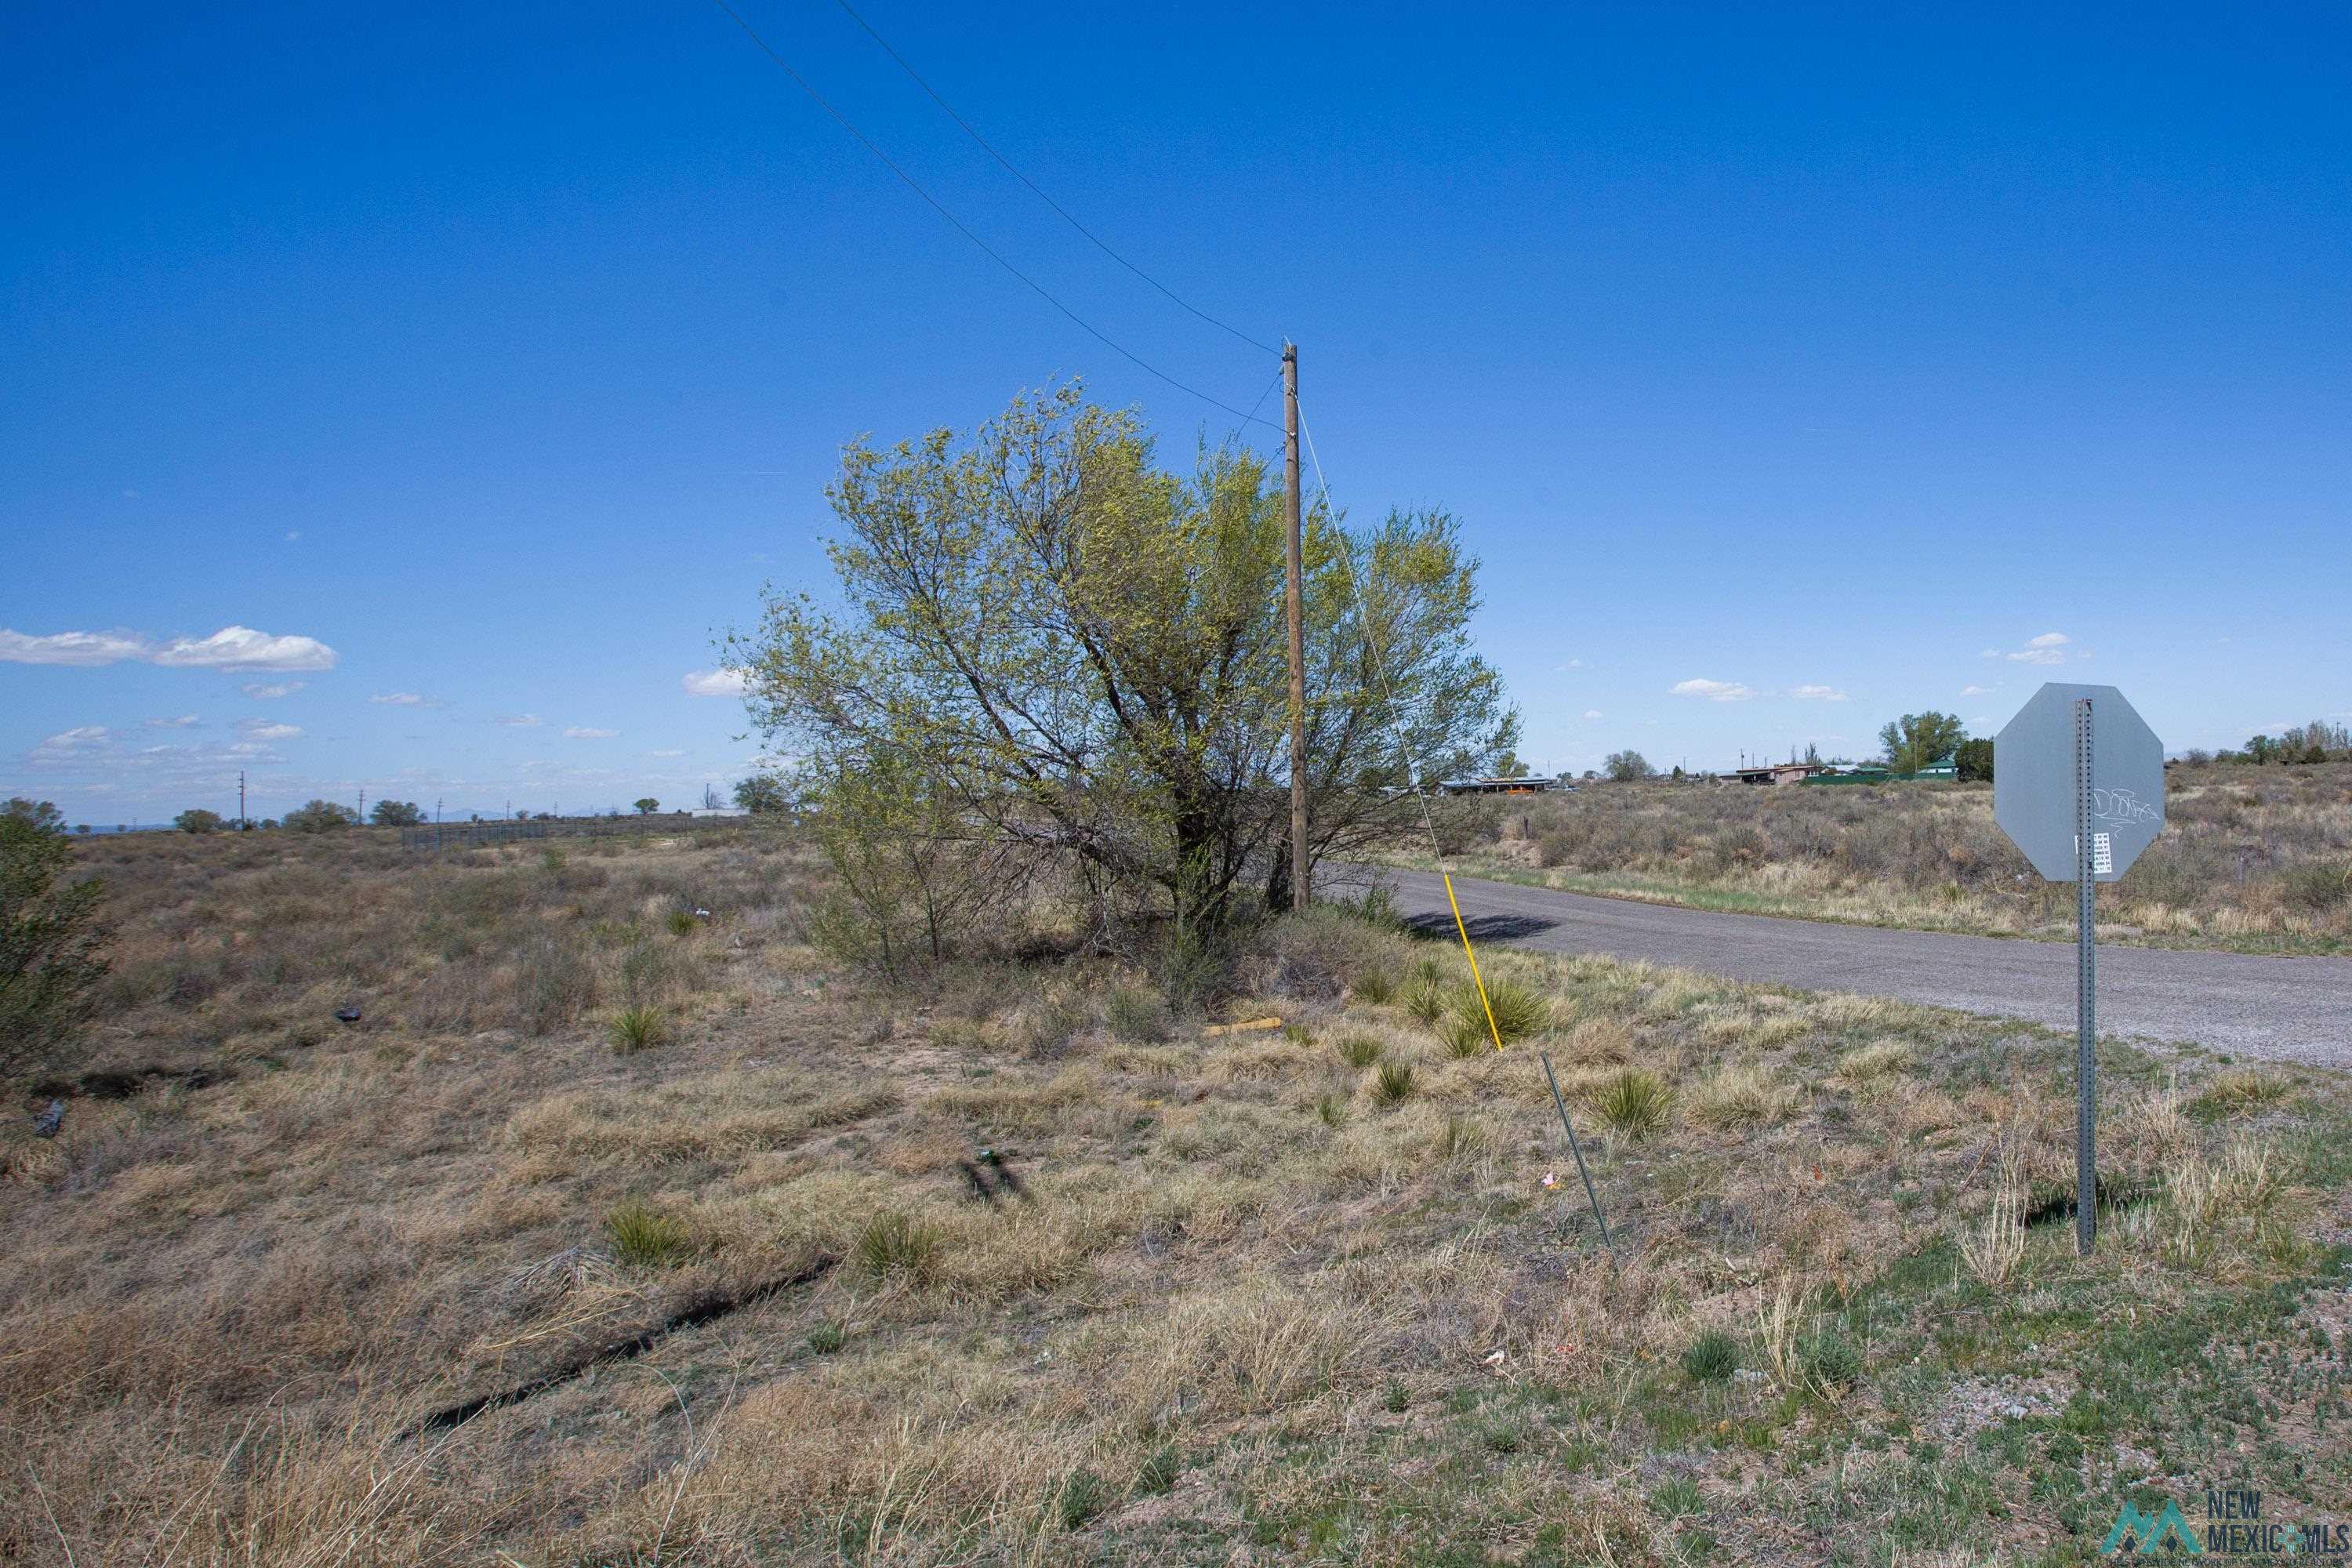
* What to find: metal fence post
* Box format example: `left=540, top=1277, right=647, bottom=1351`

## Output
left=2074, top=696, right=2096, bottom=1256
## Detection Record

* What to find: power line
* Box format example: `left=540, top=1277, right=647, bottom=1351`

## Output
left=830, top=0, right=1280, bottom=358
left=707, top=0, right=1279, bottom=431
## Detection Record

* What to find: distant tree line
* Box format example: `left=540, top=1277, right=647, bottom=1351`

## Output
left=2187, top=719, right=2349, bottom=767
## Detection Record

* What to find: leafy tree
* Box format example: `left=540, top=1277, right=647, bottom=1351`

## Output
left=633, top=797, right=660, bottom=815
left=1494, top=752, right=1530, bottom=779
left=6, top=800, right=66, bottom=833
left=730, top=386, right=1517, bottom=927
left=1603, top=750, right=1656, bottom=782
left=806, top=750, right=1031, bottom=974
left=2243, top=735, right=2278, bottom=764
left=702, top=783, right=724, bottom=810
left=733, top=775, right=790, bottom=814
left=369, top=800, right=426, bottom=826
left=1879, top=712, right=1967, bottom=776
left=2, top=798, right=111, bottom=1082
left=174, top=808, right=225, bottom=834
left=1954, top=737, right=1994, bottom=782
left=1802, top=742, right=1823, bottom=766
left=284, top=799, right=359, bottom=833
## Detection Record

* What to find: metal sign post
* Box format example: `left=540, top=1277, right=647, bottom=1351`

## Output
left=1994, top=682, right=2166, bottom=1260
left=2072, top=698, right=2096, bottom=1256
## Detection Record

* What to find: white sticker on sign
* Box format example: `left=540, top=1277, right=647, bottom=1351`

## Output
left=2074, top=833, right=2116, bottom=877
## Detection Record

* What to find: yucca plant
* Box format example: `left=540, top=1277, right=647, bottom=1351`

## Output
left=1454, top=976, right=1549, bottom=1044
left=608, top=1004, right=668, bottom=1054
left=1595, top=1067, right=1672, bottom=1138
left=855, top=1209, right=941, bottom=1280
left=604, top=1202, right=694, bottom=1268
left=1336, top=1034, right=1383, bottom=1069
left=1372, top=1058, right=1417, bottom=1107
left=1403, top=978, right=1446, bottom=1026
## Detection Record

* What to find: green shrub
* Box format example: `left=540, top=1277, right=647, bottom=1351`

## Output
left=1372, top=1058, right=1417, bottom=1107
left=1105, top=985, right=1171, bottom=1043
left=1595, top=1068, right=1673, bottom=1138
left=1354, top=967, right=1396, bottom=1006
left=1403, top=978, right=1446, bottom=1025
left=1451, top=975, right=1548, bottom=1044
left=514, top=935, right=597, bottom=1034
left=1801, top=1330, right=1863, bottom=1392
left=855, top=1209, right=941, bottom=1279
left=2282, top=861, right=2352, bottom=913
left=666, top=909, right=698, bottom=938
left=0, top=797, right=111, bottom=1080
left=805, top=1323, right=846, bottom=1355
left=609, top=1004, right=668, bottom=1054
left=1682, top=1330, right=1739, bottom=1383
left=604, top=1202, right=694, bottom=1268
left=1134, top=1443, right=1181, bottom=1497
left=1439, top=1012, right=1491, bottom=1058
left=1316, top=1091, right=1348, bottom=1127
left=540, top=848, right=568, bottom=873
left=1058, top=1468, right=1109, bottom=1531
left=1336, top=1034, right=1383, bottom=1068
left=1649, top=1475, right=1704, bottom=1521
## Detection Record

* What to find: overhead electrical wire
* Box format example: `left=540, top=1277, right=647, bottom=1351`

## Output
left=707, top=0, right=1279, bottom=431
left=830, top=0, right=1282, bottom=358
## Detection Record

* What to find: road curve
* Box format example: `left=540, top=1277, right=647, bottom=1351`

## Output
left=1365, top=866, right=2352, bottom=1068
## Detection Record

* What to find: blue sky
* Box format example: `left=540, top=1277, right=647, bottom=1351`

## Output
left=5, top=2, right=2347, bottom=822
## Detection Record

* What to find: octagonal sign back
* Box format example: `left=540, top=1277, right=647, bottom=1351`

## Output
left=1994, top=683, right=2165, bottom=884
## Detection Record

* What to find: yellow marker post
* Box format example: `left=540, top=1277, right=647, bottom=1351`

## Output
left=1441, top=869, right=1507, bottom=1053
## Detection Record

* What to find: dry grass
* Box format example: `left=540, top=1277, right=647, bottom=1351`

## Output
left=2, top=830, right=2348, bottom=1563
left=1417, top=759, right=2352, bottom=954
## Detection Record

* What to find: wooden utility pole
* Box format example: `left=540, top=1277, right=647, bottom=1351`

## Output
left=238, top=771, right=245, bottom=829
left=1283, top=341, right=1308, bottom=912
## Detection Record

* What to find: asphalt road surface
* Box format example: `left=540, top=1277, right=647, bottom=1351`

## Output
left=1370, top=867, right=2352, bottom=1068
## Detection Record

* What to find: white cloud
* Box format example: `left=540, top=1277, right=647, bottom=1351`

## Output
left=284, top=530, right=302, bottom=543
left=1581, top=710, right=1602, bottom=720
left=564, top=726, right=619, bottom=739
left=237, top=719, right=303, bottom=742
left=493, top=714, right=544, bottom=728
left=645, top=747, right=688, bottom=757
left=151, top=626, right=339, bottom=671
left=30, top=725, right=111, bottom=761
left=144, top=714, right=201, bottom=729
left=241, top=681, right=306, bottom=699
left=682, top=668, right=751, bottom=699
left=1671, top=678, right=1759, bottom=702
left=1553, top=659, right=1584, bottom=673
left=1789, top=684, right=1848, bottom=702
left=0, top=629, right=151, bottom=666
left=369, top=692, right=431, bottom=706
left=1985, top=631, right=2073, bottom=666
left=1959, top=684, right=1994, bottom=697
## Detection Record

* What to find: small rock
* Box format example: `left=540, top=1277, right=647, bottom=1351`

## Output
left=334, top=1007, right=362, bottom=1024
left=32, top=1099, right=65, bottom=1138
left=2002, top=1403, right=2028, bottom=1419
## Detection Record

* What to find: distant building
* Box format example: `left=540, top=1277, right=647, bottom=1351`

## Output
left=681, top=806, right=749, bottom=818
left=1730, top=762, right=1833, bottom=786
left=1439, top=776, right=1557, bottom=797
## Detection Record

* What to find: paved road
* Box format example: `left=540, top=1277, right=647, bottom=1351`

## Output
left=1369, top=867, right=2352, bottom=1067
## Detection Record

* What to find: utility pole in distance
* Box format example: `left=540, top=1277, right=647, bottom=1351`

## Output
left=238, top=770, right=246, bottom=829
left=1283, top=340, right=1308, bottom=913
